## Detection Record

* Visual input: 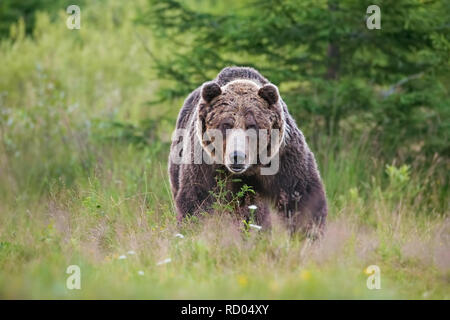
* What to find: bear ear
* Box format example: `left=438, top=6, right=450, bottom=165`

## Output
left=258, top=84, right=279, bottom=105
left=201, top=81, right=222, bottom=103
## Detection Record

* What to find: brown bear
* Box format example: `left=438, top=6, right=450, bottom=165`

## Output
left=169, top=66, right=327, bottom=235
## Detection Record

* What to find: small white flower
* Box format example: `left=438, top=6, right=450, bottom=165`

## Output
left=127, top=250, right=136, bottom=255
left=118, top=255, right=127, bottom=260
left=137, top=270, right=145, bottom=276
left=156, top=258, right=172, bottom=266
left=174, top=233, right=184, bottom=239
left=249, top=224, right=262, bottom=230
left=248, top=205, right=258, bottom=210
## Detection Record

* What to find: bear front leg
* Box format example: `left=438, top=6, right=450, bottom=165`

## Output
left=174, top=164, right=217, bottom=222
left=277, top=185, right=327, bottom=238
left=238, top=193, right=271, bottom=230
left=175, top=185, right=214, bottom=222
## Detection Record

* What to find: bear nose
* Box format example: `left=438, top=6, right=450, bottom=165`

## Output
left=230, top=151, right=246, bottom=165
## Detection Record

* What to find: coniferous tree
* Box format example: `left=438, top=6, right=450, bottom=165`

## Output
left=140, top=0, right=450, bottom=157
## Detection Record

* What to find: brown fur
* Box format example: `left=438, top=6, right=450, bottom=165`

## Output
left=169, top=67, right=327, bottom=236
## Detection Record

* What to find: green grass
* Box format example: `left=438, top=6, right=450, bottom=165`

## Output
left=0, top=0, right=448, bottom=299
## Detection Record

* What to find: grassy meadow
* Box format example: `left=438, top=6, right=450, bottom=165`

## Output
left=0, top=0, right=448, bottom=299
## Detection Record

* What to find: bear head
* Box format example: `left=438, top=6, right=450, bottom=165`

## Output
left=196, top=79, right=285, bottom=175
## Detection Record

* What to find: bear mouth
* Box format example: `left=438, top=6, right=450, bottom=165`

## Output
left=227, top=164, right=247, bottom=174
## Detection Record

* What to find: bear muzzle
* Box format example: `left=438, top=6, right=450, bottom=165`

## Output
left=224, top=129, right=252, bottom=174
left=228, top=150, right=247, bottom=173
